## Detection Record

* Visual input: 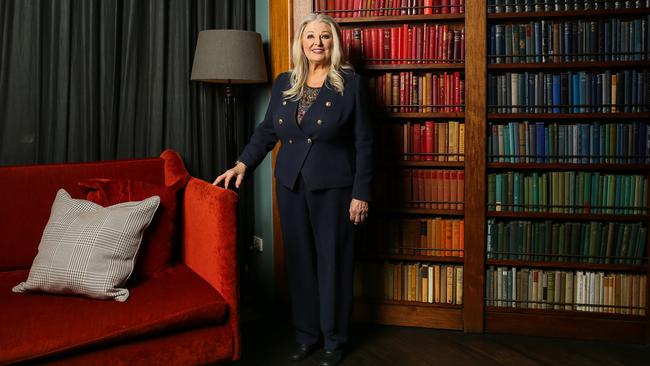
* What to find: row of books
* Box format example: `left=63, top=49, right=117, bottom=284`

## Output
left=368, top=72, right=465, bottom=112
left=487, top=0, right=650, bottom=13
left=378, top=121, right=465, bottom=161
left=369, top=217, right=464, bottom=256
left=341, top=25, right=464, bottom=64
left=354, top=261, right=464, bottom=304
left=487, top=121, right=650, bottom=164
left=489, top=18, right=649, bottom=63
left=376, top=169, right=465, bottom=209
left=486, top=219, right=647, bottom=264
left=315, top=0, right=465, bottom=17
left=487, top=171, right=648, bottom=214
left=486, top=267, right=647, bottom=315
left=488, top=70, right=649, bottom=113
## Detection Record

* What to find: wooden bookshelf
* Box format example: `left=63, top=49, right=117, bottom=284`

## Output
left=290, top=0, right=650, bottom=344
left=488, top=113, right=650, bottom=120
left=486, top=259, right=647, bottom=273
left=353, top=297, right=463, bottom=329
left=363, top=63, right=465, bottom=71
left=488, top=163, right=650, bottom=171
left=361, top=253, right=465, bottom=263
left=487, top=7, right=650, bottom=21
left=333, top=13, right=465, bottom=24
left=381, top=161, right=465, bottom=168
left=484, top=0, right=650, bottom=345
left=488, top=61, right=650, bottom=71
left=487, top=211, right=649, bottom=222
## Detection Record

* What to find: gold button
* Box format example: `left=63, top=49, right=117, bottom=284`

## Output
left=307, top=138, right=312, bottom=144
left=278, top=118, right=283, bottom=124
left=325, top=101, right=332, bottom=107
left=282, top=101, right=287, bottom=106
left=288, top=139, right=293, bottom=144
left=317, top=119, right=322, bottom=125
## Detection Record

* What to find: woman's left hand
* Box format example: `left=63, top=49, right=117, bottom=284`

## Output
left=349, top=199, right=369, bottom=225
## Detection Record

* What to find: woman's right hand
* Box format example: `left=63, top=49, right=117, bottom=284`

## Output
left=213, top=161, right=247, bottom=189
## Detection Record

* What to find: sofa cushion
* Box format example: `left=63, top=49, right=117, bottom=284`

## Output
left=0, top=158, right=165, bottom=271
left=0, top=264, right=228, bottom=365
left=79, top=178, right=183, bottom=278
left=13, top=189, right=160, bottom=302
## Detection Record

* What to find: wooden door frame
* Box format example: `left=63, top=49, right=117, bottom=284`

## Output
left=270, top=0, right=294, bottom=303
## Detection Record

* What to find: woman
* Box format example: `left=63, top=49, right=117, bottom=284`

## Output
left=214, top=13, right=372, bottom=366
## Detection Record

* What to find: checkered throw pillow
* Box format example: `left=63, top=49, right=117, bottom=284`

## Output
left=12, top=189, right=160, bottom=302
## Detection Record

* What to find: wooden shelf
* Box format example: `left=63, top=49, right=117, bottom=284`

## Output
left=487, top=163, right=650, bottom=171
left=488, top=112, right=650, bottom=120
left=487, top=7, right=650, bottom=21
left=381, top=160, right=465, bottom=168
left=380, top=208, right=464, bottom=216
left=332, top=13, right=465, bottom=24
left=486, top=259, right=646, bottom=273
left=488, top=60, right=650, bottom=70
left=389, top=112, right=465, bottom=119
left=487, top=211, right=649, bottom=222
left=359, top=253, right=464, bottom=263
left=353, top=297, right=463, bottom=330
left=362, top=63, right=465, bottom=71
left=485, top=307, right=647, bottom=343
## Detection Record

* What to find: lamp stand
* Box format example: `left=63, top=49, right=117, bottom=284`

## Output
left=223, top=80, right=238, bottom=169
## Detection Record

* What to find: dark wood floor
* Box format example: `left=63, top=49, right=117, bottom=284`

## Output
left=236, top=308, right=650, bottom=366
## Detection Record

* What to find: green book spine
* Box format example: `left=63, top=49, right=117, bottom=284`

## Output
left=584, top=171, right=592, bottom=214
left=576, top=172, right=583, bottom=214
left=588, top=221, right=599, bottom=264
left=615, top=175, right=622, bottom=214
left=623, top=175, right=631, bottom=215
left=524, top=221, right=532, bottom=261
left=635, top=227, right=647, bottom=265
left=627, top=223, right=640, bottom=265
left=607, top=175, right=615, bottom=214
left=558, top=223, right=566, bottom=263
left=497, top=222, right=505, bottom=260
left=488, top=174, right=496, bottom=210
left=495, top=174, right=502, bottom=211
left=551, top=172, right=559, bottom=213
left=551, top=223, right=560, bottom=262
left=513, top=173, right=521, bottom=212
left=532, top=172, right=539, bottom=212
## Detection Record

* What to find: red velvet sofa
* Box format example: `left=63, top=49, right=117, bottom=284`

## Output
left=0, top=150, right=240, bottom=365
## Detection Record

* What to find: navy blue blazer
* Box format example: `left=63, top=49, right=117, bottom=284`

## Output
left=238, top=70, right=373, bottom=202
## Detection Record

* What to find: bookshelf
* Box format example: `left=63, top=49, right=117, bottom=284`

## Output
left=290, top=0, right=650, bottom=343
left=484, top=0, right=649, bottom=343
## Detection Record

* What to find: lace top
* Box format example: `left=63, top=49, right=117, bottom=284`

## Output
left=296, top=85, right=321, bottom=125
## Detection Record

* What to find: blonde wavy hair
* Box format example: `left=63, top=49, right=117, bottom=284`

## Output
left=284, top=13, right=353, bottom=100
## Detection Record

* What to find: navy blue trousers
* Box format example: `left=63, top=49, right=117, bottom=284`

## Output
left=276, top=174, right=355, bottom=351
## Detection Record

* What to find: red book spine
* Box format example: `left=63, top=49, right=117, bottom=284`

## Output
left=433, top=0, right=441, bottom=14
left=408, top=27, right=415, bottom=64
left=459, top=78, right=465, bottom=111
left=390, top=27, right=398, bottom=64
left=443, top=170, right=451, bottom=210
left=454, top=71, right=460, bottom=112
left=444, top=72, right=450, bottom=112
left=441, top=25, right=449, bottom=62
left=401, top=24, right=408, bottom=64
left=424, top=0, right=433, bottom=14
left=450, top=170, right=458, bottom=211
left=383, top=29, right=391, bottom=64
left=334, top=0, right=341, bottom=18
left=441, top=0, right=450, bottom=14
left=451, top=0, right=458, bottom=14
left=446, top=27, right=453, bottom=62
left=352, top=28, right=362, bottom=64
left=432, top=25, right=439, bottom=63
left=457, top=171, right=464, bottom=210
left=353, top=0, right=362, bottom=17
left=412, top=123, right=421, bottom=161
left=378, top=0, right=385, bottom=16
left=347, top=0, right=355, bottom=17
left=422, top=24, right=429, bottom=62
left=317, top=0, right=326, bottom=12
left=401, top=0, right=408, bottom=15
left=370, top=28, right=378, bottom=65
left=378, top=28, right=385, bottom=64
left=432, top=74, right=438, bottom=112
left=432, top=171, right=440, bottom=209
left=399, top=72, right=406, bottom=112
left=416, top=25, right=423, bottom=64
left=459, top=0, right=464, bottom=13
left=460, top=29, right=465, bottom=62
left=425, top=121, right=434, bottom=161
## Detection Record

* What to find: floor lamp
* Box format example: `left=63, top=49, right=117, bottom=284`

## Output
left=190, top=29, right=268, bottom=168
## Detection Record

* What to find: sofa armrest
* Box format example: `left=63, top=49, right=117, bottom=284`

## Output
left=182, top=178, right=240, bottom=360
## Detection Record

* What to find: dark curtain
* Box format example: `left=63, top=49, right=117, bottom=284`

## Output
left=0, top=0, right=259, bottom=303
left=0, top=0, right=254, bottom=181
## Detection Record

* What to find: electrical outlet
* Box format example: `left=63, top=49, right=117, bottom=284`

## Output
left=252, top=236, right=263, bottom=252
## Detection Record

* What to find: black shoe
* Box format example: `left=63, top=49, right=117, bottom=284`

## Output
left=319, top=349, right=343, bottom=366
left=288, top=343, right=317, bottom=361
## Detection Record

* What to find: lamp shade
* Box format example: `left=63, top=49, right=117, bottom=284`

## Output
left=191, top=30, right=267, bottom=84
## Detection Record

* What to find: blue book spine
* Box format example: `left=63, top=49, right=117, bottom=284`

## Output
left=552, top=74, right=561, bottom=113
left=544, top=126, right=550, bottom=163
left=572, top=73, right=580, bottom=113
left=582, top=124, right=590, bottom=164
